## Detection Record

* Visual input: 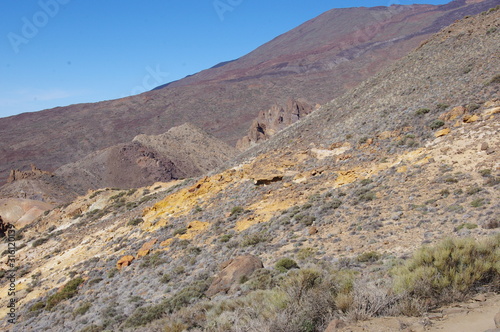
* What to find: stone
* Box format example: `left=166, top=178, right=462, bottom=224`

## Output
left=482, top=219, right=500, bottom=229
left=0, top=215, right=14, bottom=238
left=439, top=106, right=465, bottom=121
left=206, top=255, right=263, bottom=297
left=254, top=175, right=283, bottom=185
left=117, top=255, right=135, bottom=269
left=481, top=142, right=489, bottom=151
left=237, top=98, right=314, bottom=150
left=463, top=114, right=479, bottom=123
left=472, top=293, right=486, bottom=302
left=324, top=319, right=346, bottom=332
left=308, top=226, right=318, bottom=235
left=435, top=128, right=451, bottom=137
left=494, top=311, right=500, bottom=328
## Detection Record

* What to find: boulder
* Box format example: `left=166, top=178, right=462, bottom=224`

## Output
left=137, top=238, right=158, bottom=258
left=117, top=255, right=135, bottom=269
left=435, top=128, right=451, bottom=137
left=439, top=106, right=465, bottom=121
left=206, top=255, right=263, bottom=297
left=495, top=310, right=500, bottom=328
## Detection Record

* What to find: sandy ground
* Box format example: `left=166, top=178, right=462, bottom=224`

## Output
left=337, top=293, right=500, bottom=332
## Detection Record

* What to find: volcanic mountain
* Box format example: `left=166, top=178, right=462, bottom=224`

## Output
left=0, top=0, right=496, bottom=186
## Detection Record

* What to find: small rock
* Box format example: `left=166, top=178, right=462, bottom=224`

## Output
left=117, top=255, right=135, bottom=269
left=308, top=227, right=318, bottom=235
left=473, top=294, right=487, bottom=302
left=481, top=142, right=489, bottom=151
left=324, top=319, right=346, bottom=332
left=463, top=114, right=479, bottom=123
left=427, top=313, right=443, bottom=320
left=494, top=310, right=500, bottom=328
left=435, top=128, right=451, bottom=137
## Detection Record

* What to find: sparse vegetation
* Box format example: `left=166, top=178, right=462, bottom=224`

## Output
left=393, top=236, right=500, bottom=305
left=275, top=258, right=299, bottom=273
left=429, top=119, right=445, bottom=130
left=45, top=277, right=84, bottom=310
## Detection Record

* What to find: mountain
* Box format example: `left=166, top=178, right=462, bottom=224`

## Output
left=0, top=7, right=498, bottom=332
left=54, top=123, right=238, bottom=194
left=0, top=0, right=497, bottom=186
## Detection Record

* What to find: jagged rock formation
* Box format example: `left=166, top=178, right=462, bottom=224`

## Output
left=7, top=164, right=52, bottom=183
left=237, top=98, right=316, bottom=150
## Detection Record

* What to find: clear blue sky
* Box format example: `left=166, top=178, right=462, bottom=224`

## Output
left=0, top=0, right=449, bottom=119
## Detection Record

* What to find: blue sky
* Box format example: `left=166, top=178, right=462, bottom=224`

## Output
left=0, top=0, right=449, bottom=119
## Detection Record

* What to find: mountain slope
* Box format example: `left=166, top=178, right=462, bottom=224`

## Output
left=55, top=123, right=238, bottom=193
left=0, top=8, right=498, bottom=332
left=0, top=0, right=497, bottom=185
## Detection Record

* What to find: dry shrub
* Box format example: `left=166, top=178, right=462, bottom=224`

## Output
left=392, top=235, right=500, bottom=306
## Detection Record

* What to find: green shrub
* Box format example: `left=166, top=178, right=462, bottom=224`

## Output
left=275, top=258, right=299, bottom=273
left=241, top=232, right=268, bottom=247
left=73, top=302, right=92, bottom=316
left=219, top=234, right=232, bottom=243
left=392, top=235, right=500, bottom=304
left=429, top=119, right=445, bottom=130
left=356, top=251, right=380, bottom=263
left=32, top=237, right=49, bottom=247
left=107, top=268, right=118, bottom=278
left=173, top=227, right=187, bottom=236
left=436, top=103, right=449, bottom=111
left=456, top=223, right=478, bottom=231
left=415, top=108, right=430, bottom=116
left=127, top=218, right=144, bottom=226
left=230, top=206, right=245, bottom=217
left=470, top=198, right=486, bottom=208
left=29, top=301, right=46, bottom=312
left=46, top=277, right=84, bottom=310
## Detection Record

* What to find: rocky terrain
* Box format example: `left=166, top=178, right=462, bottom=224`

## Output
left=54, top=123, right=238, bottom=194
left=0, top=0, right=497, bottom=186
left=0, top=6, right=498, bottom=332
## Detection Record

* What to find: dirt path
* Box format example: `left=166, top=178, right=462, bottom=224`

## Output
left=336, top=293, right=500, bottom=332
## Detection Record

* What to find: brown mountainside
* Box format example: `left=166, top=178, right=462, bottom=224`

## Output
left=0, top=0, right=497, bottom=185
left=54, top=123, right=238, bottom=194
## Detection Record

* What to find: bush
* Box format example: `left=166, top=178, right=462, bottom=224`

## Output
left=230, top=206, right=244, bottom=217
left=32, top=237, right=49, bottom=247
left=173, top=227, right=187, bottom=236
left=429, top=119, right=445, bottom=130
left=127, top=218, right=144, bottom=226
left=392, top=235, right=500, bottom=305
left=73, top=302, right=92, bottom=316
left=46, top=277, right=84, bottom=310
left=415, top=108, right=430, bottom=116
left=241, top=232, right=268, bottom=247
left=356, top=251, right=380, bottom=263
left=275, top=258, right=299, bottom=273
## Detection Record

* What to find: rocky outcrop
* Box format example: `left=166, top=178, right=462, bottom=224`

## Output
left=116, top=255, right=135, bottom=269
left=237, top=98, right=316, bottom=150
left=7, top=164, right=52, bottom=183
left=0, top=216, right=14, bottom=238
left=206, top=255, right=263, bottom=297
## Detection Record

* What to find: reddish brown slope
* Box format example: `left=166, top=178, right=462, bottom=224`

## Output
left=0, top=0, right=496, bottom=185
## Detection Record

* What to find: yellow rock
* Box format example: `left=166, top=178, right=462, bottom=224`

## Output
left=397, top=166, right=408, bottom=173
left=178, top=220, right=209, bottom=240
left=463, top=114, right=479, bottom=123
left=160, top=238, right=174, bottom=248
left=440, top=106, right=465, bottom=121
left=482, top=107, right=500, bottom=117
left=136, top=249, right=150, bottom=258
left=435, top=128, right=451, bottom=137
left=117, top=255, right=134, bottom=269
